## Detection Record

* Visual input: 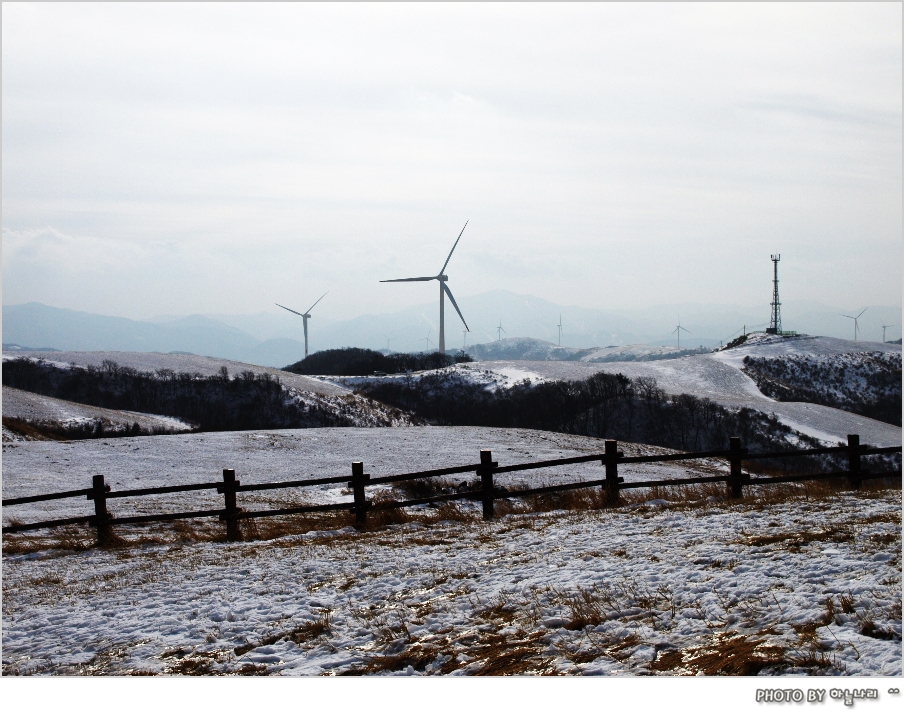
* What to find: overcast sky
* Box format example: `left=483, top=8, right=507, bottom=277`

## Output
left=2, top=3, right=901, bottom=321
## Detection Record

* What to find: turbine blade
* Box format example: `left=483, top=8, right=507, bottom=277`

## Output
left=439, top=221, right=468, bottom=275
left=441, top=282, right=469, bottom=331
left=305, top=291, right=328, bottom=314
left=841, top=315, right=855, bottom=320
left=857, top=307, right=868, bottom=318
left=380, top=276, right=436, bottom=282
left=276, top=303, right=306, bottom=317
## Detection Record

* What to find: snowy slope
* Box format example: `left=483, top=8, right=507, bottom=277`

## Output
left=466, top=337, right=705, bottom=363
left=454, top=337, right=902, bottom=447
left=3, top=488, right=899, bottom=676
left=2, top=386, right=193, bottom=439
left=713, top=333, right=902, bottom=364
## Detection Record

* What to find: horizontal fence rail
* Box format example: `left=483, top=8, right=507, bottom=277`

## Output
left=2, top=434, right=900, bottom=542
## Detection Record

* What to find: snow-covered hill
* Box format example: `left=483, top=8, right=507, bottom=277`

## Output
left=445, top=336, right=902, bottom=447
left=1, top=351, right=416, bottom=431
left=742, top=351, right=901, bottom=426
left=465, top=337, right=706, bottom=363
left=2, top=386, right=193, bottom=441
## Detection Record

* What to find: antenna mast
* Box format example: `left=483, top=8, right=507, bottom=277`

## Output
left=767, top=254, right=782, bottom=335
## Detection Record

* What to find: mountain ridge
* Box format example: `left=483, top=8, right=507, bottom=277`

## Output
left=4, top=296, right=901, bottom=368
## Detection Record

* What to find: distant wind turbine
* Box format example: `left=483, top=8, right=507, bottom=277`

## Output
left=276, top=292, right=328, bottom=359
left=673, top=321, right=690, bottom=349
left=557, top=314, right=563, bottom=347
left=841, top=308, right=867, bottom=342
left=421, top=331, right=434, bottom=352
left=497, top=320, right=506, bottom=341
left=384, top=335, right=395, bottom=352
left=881, top=321, right=896, bottom=344
left=381, top=222, right=470, bottom=356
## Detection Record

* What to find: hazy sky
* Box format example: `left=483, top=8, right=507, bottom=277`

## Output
left=3, top=3, right=901, bottom=321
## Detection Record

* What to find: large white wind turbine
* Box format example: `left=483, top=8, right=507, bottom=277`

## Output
left=673, top=322, right=690, bottom=349
left=381, top=222, right=470, bottom=355
left=276, top=292, right=328, bottom=359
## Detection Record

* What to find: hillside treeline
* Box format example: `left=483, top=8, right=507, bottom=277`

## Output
left=742, top=353, right=902, bottom=427
left=357, top=371, right=873, bottom=472
left=285, top=347, right=472, bottom=376
left=2, top=358, right=355, bottom=431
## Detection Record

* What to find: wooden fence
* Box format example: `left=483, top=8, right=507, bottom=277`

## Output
left=3, top=434, right=900, bottom=543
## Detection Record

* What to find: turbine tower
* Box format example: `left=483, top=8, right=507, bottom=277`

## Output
left=497, top=320, right=506, bottom=341
left=421, top=330, right=434, bottom=352
left=381, top=222, right=470, bottom=355
left=557, top=314, right=563, bottom=346
left=276, top=292, right=328, bottom=359
left=673, top=322, right=690, bottom=349
left=842, top=308, right=867, bottom=342
left=767, top=254, right=782, bottom=335
left=881, top=322, right=897, bottom=343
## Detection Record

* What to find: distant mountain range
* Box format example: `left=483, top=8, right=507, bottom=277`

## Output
left=3, top=295, right=901, bottom=368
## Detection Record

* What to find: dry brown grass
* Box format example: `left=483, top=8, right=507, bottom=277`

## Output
left=160, top=647, right=269, bottom=676
left=429, top=503, right=478, bottom=524
left=509, top=487, right=608, bottom=515
left=2, top=526, right=96, bottom=555
left=5, top=476, right=897, bottom=553
left=340, top=627, right=555, bottom=676
left=2, top=416, right=65, bottom=441
left=237, top=511, right=355, bottom=542
left=650, top=632, right=786, bottom=675
left=234, top=612, right=332, bottom=656
left=367, top=490, right=416, bottom=528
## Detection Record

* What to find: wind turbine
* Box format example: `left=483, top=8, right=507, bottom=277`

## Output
left=381, top=222, right=470, bottom=356
left=497, top=320, right=506, bottom=341
left=421, top=331, right=434, bottom=352
left=276, top=292, right=328, bottom=359
left=673, top=322, right=690, bottom=349
left=384, top=335, right=395, bottom=352
left=841, top=308, right=867, bottom=342
left=557, top=314, right=563, bottom=347
left=880, top=321, right=897, bottom=344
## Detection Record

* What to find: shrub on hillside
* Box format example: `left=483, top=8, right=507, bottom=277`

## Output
left=284, top=347, right=472, bottom=376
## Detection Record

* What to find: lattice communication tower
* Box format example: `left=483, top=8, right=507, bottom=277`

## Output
left=767, top=254, right=782, bottom=334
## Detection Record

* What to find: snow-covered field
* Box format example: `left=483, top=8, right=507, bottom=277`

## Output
left=1, top=428, right=727, bottom=526
left=3, top=486, right=900, bottom=676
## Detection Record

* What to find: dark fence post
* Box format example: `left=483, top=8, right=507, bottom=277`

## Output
left=221, top=468, right=242, bottom=542
left=729, top=437, right=744, bottom=499
left=847, top=434, right=861, bottom=490
left=91, top=474, right=112, bottom=544
left=605, top=439, right=621, bottom=506
left=479, top=450, right=496, bottom=520
left=352, top=461, right=370, bottom=527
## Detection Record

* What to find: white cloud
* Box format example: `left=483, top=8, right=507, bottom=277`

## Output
left=2, top=3, right=900, bottom=319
